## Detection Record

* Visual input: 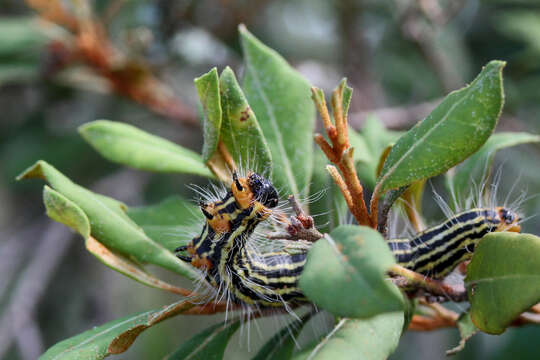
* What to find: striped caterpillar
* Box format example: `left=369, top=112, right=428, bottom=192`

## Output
left=175, top=172, right=521, bottom=306
left=175, top=172, right=308, bottom=307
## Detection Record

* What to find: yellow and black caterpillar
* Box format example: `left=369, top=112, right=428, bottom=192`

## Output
left=176, top=172, right=308, bottom=307
left=175, top=173, right=521, bottom=306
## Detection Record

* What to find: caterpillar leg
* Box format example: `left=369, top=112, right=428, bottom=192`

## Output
left=175, top=245, right=192, bottom=263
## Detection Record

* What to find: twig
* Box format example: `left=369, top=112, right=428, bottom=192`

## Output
left=267, top=195, right=323, bottom=242
left=389, top=264, right=468, bottom=302
left=312, top=84, right=373, bottom=227
left=218, top=140, right=237, bottom=172
left=27, top=0, right=199, bottom=127
left=418, top=299, right=459, bottom=322
left=408, top=314, right=456, bottom=331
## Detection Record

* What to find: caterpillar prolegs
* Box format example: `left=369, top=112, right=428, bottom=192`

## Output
left=175, top=173, right=521, bottom=306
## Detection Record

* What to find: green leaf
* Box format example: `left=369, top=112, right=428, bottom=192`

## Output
left=40, top=300, right=195, bottom=360
left=18, top=161, right=200, bottom=281
left=299, top=225, right=404, bottom=318
left=79, top=120, right=213, bottom=178
left=240, top=25, right=315, bottom=197
left=128, top=196, right=200, bottom=251
left=466, top=232, right=540, bottom=334
left=252, top=314, right=312, bottom=360
left=377, top=60, right=505, bottom=193
left=195, top=67, right=222, bottom=162
left=449, top=132, right=540, bottom=199
left=356, top=115, right=402, bottom=189
left=340, top=78, right=353, bottom=116
left=43, top=185, right=90, bottom=239
left=348, top=126, right=371, bottom=164
left=446, top=312, right=478, bottom=356
left=166, top=321, right=240, bottom=360
left=219, top=66, right=272, bottom=173
left=300, top=313, right=404, bottom=360
left=85, top=237, right=190, bottom=295
left=308, top=152, right=347, bottom=232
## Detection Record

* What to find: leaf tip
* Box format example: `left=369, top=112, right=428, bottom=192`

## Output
left=16, top=160, right=47, bottom=181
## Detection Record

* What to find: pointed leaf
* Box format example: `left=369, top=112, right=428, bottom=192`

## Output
left=377, top=60, right=505, bottom=193
left=340, top=78, right=353, bottom=116
left=309, top=151, right=347, bottom=232
left=299, top=225, right=404, bottom=318
left=219, top=66, right=272, bottom=172
left=79, top=120, right=213, bottom=178
left=195, top=67, right=222, bottom=162
left=166, top=321, right=240, bottom=360
left=299, top=313, right=404, bottom=360
left=128, top=196, right=200, bottom=251
left=43, top=185, right=90, bottom=239
left=18, top=161, right=200, bottom=280
left=240, top=25, right=315, bottom=197
left=466, top=232, right=540, bottom=334
left=449, top=132, right=540, bottom=199
left=40, top=300, right=195, bottom=360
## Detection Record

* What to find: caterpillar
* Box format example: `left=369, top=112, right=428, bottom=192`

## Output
left=388, top=207, right=521, bottom=279
left=175, top=172, right=309, bottom=307
left=175, top=172, right=521, bottom=306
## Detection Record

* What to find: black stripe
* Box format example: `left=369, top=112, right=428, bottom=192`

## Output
left=425, top=242, right=477, bottom=279
left=413, top=226, right=490, bottom=278
left=242, top=250, right=306, bottom=280
left=412, top=216, right=495, bottom=259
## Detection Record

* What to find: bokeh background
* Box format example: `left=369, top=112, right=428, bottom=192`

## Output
left=1, top=1, right=539, bottom=359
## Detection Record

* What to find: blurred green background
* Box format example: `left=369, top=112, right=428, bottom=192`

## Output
left=1, top=0, right=539, bottom=359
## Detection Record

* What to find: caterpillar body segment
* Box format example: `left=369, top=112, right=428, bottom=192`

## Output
left=176, top=171, right=521, bottom=307
left=388, top=207, right=521, bottom=279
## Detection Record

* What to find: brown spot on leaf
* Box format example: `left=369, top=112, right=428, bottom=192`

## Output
left=240, top=107, right=251, bottom=122
left=108, top=325, right=147, bottom=354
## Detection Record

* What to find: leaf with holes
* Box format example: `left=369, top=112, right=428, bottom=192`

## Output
left=376, top=60, right=505, bottom=194
left=240, top=25, right=315, bottom=197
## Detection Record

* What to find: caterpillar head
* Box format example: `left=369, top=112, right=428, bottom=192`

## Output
left=231, top=171, right=278, bottom=210
left=248, top=172, right=279, bottom=208
left=496, top=207, right=521, bottom=233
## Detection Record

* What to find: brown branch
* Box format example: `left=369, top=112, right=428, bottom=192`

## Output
left=27, top=0, right=199, bottom=127
left=267, top=195, right=323, bottom=242
left=408, top=314, right=456, bottom=331
left=326, top=165, right=354, bottom=213
left=312, top=85, right=373, bottom=227
left=389, top=264, right=467, bottom=302
left=217, top=141, right=237, bottom=172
